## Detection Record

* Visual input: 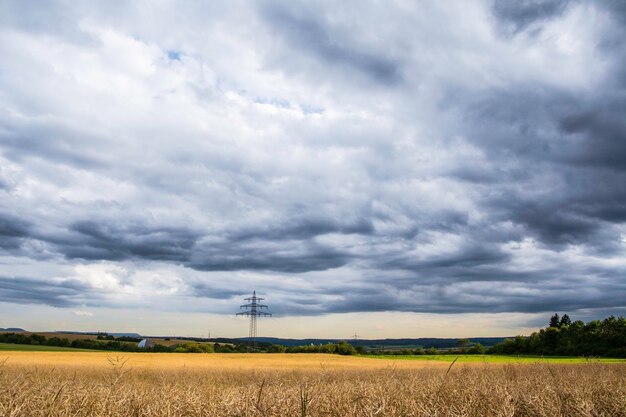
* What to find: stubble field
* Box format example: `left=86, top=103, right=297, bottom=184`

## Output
left=1, top=351, right=625, bottom=417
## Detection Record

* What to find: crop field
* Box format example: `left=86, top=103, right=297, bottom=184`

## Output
left=1, top=352, right=625, bottom=417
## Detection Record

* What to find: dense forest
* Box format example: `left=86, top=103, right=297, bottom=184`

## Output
left=489, top=314, right=626, bottom=357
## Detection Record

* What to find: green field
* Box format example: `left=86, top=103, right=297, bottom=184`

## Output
left=0, top=343, right=93, bottom=352
left=367, top=354, right=626, bottom=363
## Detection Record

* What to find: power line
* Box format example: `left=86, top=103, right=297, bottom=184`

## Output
left=236, top=290, right=271, bottom=351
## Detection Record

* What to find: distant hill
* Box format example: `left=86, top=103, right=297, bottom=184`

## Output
left=108, top=332, right=142, bottom=338
left=1, top=329, right=508, bottom=349
left=242, top=337, right=510, bottom=348
left=0, top=328, right=26, bottom=332
left=54, top=331, right=142, bottom=338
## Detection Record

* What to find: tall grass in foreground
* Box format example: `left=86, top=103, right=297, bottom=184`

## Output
left=1, top=358, right=624, bottom=416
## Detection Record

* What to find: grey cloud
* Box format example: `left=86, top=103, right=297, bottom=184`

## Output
left=0, top=177, right=10, bottom=191
left=488, top=193, right=603, bottom=246
left=450, top=78, right=626, bottom=250
left=229, top=216, right=374, bottom=242
left=0, top=213, right=31, bottom=250
left=0, top=276, right=92, bottom=307
left=260, top=5, right=401, bottom=85
left=559, top=99, right=626, bottom=171
left=380, top=243, right=510, bottom=273
left=9, top=216, right=358, bottom=273
left=491, top=0, right=576, bottom=34
left=0, top=119, right=108, bottom=170
left=0, top=213, right=30, bottom=238
left=61, top=221, right=200, bottom=262
left=188, top=283, right=243, bottom=300
left=316, top=277, right=626, bottom=315
left=189, top=240, right=351, bottom=273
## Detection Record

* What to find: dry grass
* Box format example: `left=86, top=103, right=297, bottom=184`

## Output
left=0, top=352, right=446, bottom=371
left=1, top=353, right=624, bottom=417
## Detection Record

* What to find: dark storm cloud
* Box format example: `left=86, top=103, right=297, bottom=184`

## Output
left=229, top=216, right=374, bottom=242
left=491, top=0, right=576, bottom=34
left=0, top=213, right=31, bottom=250
left=11, top=217, right=358, bottom=273
left=189, top=240, right=351, bottom=273
left=315, top=268, right=626, bottom=314
left=0, top=276, right=92, bottom=307
left=260, top=5, right=401, bottom=85
left=380, top=244, right=510, bottom=272
left=60, top=221, right=201, bottom=262
left=559, top=97, right=626, bottom=171
left=451, top=76, right=626, bottom=250
left=189, top=283, right=243, bottom=299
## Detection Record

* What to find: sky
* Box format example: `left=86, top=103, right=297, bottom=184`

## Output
left=0, top=0, right=625, bottom=338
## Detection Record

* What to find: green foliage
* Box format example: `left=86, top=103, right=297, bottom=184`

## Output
left=456, top=338, right=470, bottom=348
left=0, top=333, right=209, bottom=353
left=46, top=337, right=71, bottom=347
left=284, top=341, right=358, bottom=355
left=212, top=342, right=248, bottom=353
left=171, top=343, right=214, bottom=353
left=549, top=313, right=560, bottom=328
left=467, top=343, right=486, bottom=354
left=336, top=341, right=357, bottom=355
left=489, top=314, right=626, bottom=357
left=266, top=344, right=286, bottom=353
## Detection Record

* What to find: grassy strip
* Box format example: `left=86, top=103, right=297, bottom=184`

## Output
left=0, top=343, right=95, bottom=352
left=364, top=354, right=626, bottom=363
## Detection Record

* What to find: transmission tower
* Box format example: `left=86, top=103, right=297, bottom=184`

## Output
left=236, top=290, right=271, bottom=350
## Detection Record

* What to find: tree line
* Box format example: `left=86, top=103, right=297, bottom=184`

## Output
left=488, top=314, right=626, bottom=357
left=0, top=332, right=362, bottom=355
left=0, top=332, right=172, bottom=352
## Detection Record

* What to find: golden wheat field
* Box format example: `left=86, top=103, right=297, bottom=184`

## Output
left=1, top=352, right=625, bottom=417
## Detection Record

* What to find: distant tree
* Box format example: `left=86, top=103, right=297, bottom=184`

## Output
left=173, top=342, right=214, bottom=353
left=267, top=344, right=286, bottom=353
left=489, top=313, right=626, bottom=357
left=549, top=313, right=560, bottom=328
left=151, top=344, right=170, bottom=352
left=457, top=338, right=470, bottom=348
left=336, top=341, right=357, bottom=355
left=467, top=343, right=486, bottom=354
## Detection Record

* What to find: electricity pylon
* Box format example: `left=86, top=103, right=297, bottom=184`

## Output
left=236, top=291, right=271, bottom=351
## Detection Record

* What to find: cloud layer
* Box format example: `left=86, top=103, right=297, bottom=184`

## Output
left=0, top=0, right=625, bottom=322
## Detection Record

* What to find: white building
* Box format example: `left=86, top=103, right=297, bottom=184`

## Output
left=137, top=338, right=153, bottom=348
